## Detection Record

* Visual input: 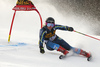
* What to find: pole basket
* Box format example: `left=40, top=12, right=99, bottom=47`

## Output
left=8, top=0, right=43, bottom=42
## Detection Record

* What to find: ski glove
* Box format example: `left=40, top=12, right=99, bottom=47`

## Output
left=40, top=46, right=45, bottom=54
left=68, top=27, right=74, bottom=31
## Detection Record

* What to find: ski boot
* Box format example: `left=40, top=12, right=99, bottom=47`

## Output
left=80, top=50, right=92, bottom=61
left=57, top=46, right=69, bottom=59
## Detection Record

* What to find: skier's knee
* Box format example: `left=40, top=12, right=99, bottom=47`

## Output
left=46, top=46, right=54, bottom=51
left=71, top=47, right=81, bottom=54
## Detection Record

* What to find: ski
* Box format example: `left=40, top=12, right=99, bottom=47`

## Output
left=59, top=55, right=66, bottom=59
left=59, top=53, right=92, bottom=61
left=87, top=53, right=92, bottom=61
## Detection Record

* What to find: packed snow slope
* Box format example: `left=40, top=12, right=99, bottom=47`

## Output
left=0, top=0, right=100, bottom=67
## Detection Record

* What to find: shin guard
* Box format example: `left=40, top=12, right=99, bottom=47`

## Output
left=80, top=50, right=91, bottom=58
left=72, top=47, right=90, bottom=58
left=57, top=46, right=69, bottom=55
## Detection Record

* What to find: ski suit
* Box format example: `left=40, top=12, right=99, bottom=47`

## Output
left=39, top=24, right=72, bottom=51
left=39, top=24, right=91, bottom=58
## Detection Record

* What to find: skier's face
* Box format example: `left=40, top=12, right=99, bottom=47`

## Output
left=46, top=23, right=54, bottom=30
left=47, top=26, right=53, bottom=30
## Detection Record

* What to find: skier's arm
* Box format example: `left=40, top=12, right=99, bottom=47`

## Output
left=54, top=24, right=74, bottom=31
left=39, top=29, right=46, bottom=53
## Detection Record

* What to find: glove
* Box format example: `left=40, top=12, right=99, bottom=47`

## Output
left=68, top=27, right=74, bottom=31
left=40, top=46, right=45, bottom=54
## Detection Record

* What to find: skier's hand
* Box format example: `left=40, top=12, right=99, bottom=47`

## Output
left=68, top=27, right=74, bottom=31
left=40, top=46, right=45, bottom=54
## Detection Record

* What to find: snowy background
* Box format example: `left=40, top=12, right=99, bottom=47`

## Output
left=0, top=0, right=100, bottom=67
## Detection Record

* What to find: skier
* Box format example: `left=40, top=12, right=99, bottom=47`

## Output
left=39, top=17, right=91, bottom=60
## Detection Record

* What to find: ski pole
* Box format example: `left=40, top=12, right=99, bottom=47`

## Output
left=74, top=30, right=100, bottom=41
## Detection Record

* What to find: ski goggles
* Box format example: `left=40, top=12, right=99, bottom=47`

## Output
left=46, top=22, right=55, bottom=27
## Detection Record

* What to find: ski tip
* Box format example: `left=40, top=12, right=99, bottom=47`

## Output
left=87, top=55, right=92, bottom=61
left=59, top=55, right=63, bottom=59
left=87, top=52, right=92, bottom=61
left=59, top=55, right=66, bottom=59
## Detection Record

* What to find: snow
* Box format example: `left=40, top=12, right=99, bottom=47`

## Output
left=0, top=0, right=100, bottom=67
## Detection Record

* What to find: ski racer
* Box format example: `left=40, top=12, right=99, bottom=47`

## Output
left=39, top=17, right=91, bottom=59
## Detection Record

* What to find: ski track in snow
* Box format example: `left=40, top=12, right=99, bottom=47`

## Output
left=0, top=37, right=100, bottom=67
